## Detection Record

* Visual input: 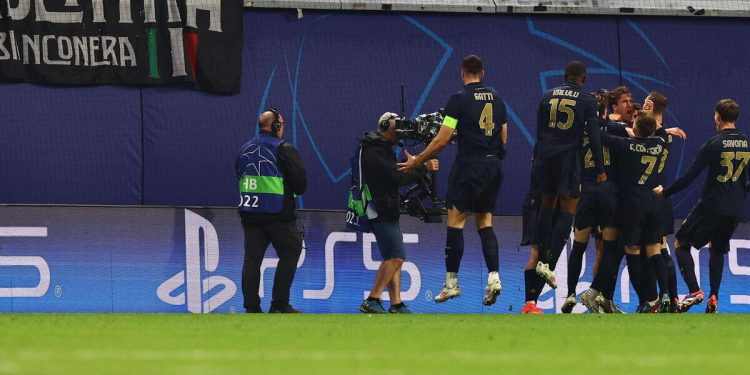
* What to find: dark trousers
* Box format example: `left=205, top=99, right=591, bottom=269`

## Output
left=242, top=220, right=302, bottom=309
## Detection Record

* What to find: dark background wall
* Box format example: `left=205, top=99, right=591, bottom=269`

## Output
left=2, top=9, right=749, bottom=219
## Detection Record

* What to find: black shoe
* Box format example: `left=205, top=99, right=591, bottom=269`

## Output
left=245, top=306, right=263, bottom=313
left=269, top=304, right=301, bottom=314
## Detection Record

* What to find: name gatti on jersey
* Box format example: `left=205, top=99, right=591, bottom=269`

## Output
left=630, top=143, right=663, bottom=156
left=474, top=92, right=494, bottom=101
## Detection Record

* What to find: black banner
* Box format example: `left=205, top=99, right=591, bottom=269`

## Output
left=0, top=0, right=243, bottom=94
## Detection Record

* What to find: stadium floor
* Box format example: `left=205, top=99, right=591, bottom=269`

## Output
left=0, top=313, right=747, bottom=374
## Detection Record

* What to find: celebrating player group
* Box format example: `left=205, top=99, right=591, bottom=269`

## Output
left=404, top=56, right=749, bottom=314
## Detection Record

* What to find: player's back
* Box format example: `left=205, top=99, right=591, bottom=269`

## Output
left=536, top=82, right=597, bottom=158
left=607, top=135, right=666, bottom=199
left=445, top=82, right=507, bottom=161
left=701, top=129, right=750, bottom=215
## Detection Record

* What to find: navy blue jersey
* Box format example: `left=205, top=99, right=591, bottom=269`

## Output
left=442, top=82, right=507, bottom=161
left=663, top=129, right=750, bottom=216
left=654, top=126, right=674, bottom=185
left=581, top=120, right=627, bottom=192
left=535, top=82, right=604, bottom=175
left=602, top=133, right=666, bottom=199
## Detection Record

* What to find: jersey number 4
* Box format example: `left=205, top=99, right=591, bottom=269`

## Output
left=718, top=151, right=750, bottom=182
left=549, top=99, right=576, bottom=130
left=479, top=103, right=495, bottom=136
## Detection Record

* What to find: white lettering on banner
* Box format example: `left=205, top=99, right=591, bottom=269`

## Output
left=34, top=0, right=83, bottom=23
left=1, top=33, right=136, bottom=66
left=0, top=227, right=51, bottom=298
left=362, top=233, right=421, bottom=301
left=186, top=0, right=222, bottom=32
left=156, top=210, right=236, bottom=313
left=729, top=239, right=750, bottom=304
left=303, top=232, right=355, bottom=299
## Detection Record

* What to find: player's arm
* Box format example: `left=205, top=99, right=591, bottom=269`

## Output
left=655, top=142, right=710, bottom=197
left=397, top=125, right=453, bottom=171
left=398, top=93, right=460, bottom=171
left=585, top=102, right=606, bottom=178
left=367, top=146, right=427, bottom=187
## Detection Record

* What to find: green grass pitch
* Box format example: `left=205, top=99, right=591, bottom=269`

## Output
left=0, top=314, right=748, bottom=374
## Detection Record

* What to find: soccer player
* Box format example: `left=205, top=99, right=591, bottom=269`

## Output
left=641, top=92, right=682, bottom=312
left=590, top=114, right=669, bottom=313
left=654, top=99, right=749, bottom=313
left=562, top=89, right=623, bottom=313
left=608, top=86, right=635, bottom=126
left=532, top=61, right=606, bottom=294
left=398, top=55, right=508, bottom=306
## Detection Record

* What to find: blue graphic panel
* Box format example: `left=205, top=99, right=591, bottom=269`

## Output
left=1, top=10, right=750, bottom=221
left=1, top=206, right=749, bottom=313
left=0, top=84, right=142, bottom=204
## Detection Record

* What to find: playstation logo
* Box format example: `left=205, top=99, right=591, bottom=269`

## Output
left=0, top=227, right=51, bottom=298
left=157, top=210, right=236, bottom=313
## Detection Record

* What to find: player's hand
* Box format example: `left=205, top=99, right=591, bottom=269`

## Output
left=596, top=172, right=608, bottom=183
left=653, top=185, right=664, bottom=197
left=397, top=149, right=419, bottom=171
left=424, top=158, right=439, bottom=172
left=608, top=113, right=622, bottom=122
left=666, top=127, right=687, bottom=140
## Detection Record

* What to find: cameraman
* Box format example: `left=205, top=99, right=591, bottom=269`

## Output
left=398, top=55, right=508, bottom=306
left=359, top=112, right=438, bottom=314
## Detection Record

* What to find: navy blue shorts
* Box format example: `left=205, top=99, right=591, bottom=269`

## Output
left=445, top=156, right=502, bottom=213
left=574, top=190, right=618, bottom=230
left=676, top=203, right=739, bottom=253
left=533, top=149, right=581, bottom=198
left=619, top=195, right=664, bottom=247
left=370, top=220, right=406, bottom=260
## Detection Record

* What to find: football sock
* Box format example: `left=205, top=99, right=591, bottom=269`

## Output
left=642, top=252, right=658, bottom=302
left=676, top=246, right=700, bottom=293
left=709, top=248, right=724, bottom=298
left=524, top=269, right=539, bottom=302
left=600, top=240, right=620, bottom=300
left=591, top=241, right=615, bottom=297
left=366, top=297, right=380, bottom=302
left=478, top=227, right=499, bottom=273
left=445, top=227, right=464, bottom=273
left=661, top=248, right=679, bottom=299
left=625, top=253, right=645, bottom=303
left=536, top=206, right=556, bottom=262
left=548, top=212, right=574, bottom=270
left=567, top=240, right=587, bottom=296
left=648, top=254, right=668, bottom=298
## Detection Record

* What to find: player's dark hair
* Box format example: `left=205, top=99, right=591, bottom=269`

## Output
left=635, top=113, right=657, bottom=137
left=608, top=86, right=632, bottom=112
left=716, top=99, right=740, bottom=123
left=633, top=102, right=643, bottom=111
left=647, top=91, right=668, bottom=114
left=461, top=55, right=483, bottom=75
left=564, top=61, right=586, bottom=82
left=592, top=89, right=609, bottom=119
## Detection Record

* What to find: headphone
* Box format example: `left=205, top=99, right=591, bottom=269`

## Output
left=269, top=107, right=282, bottom=135
left=378, top=113, right=398, bottom=132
